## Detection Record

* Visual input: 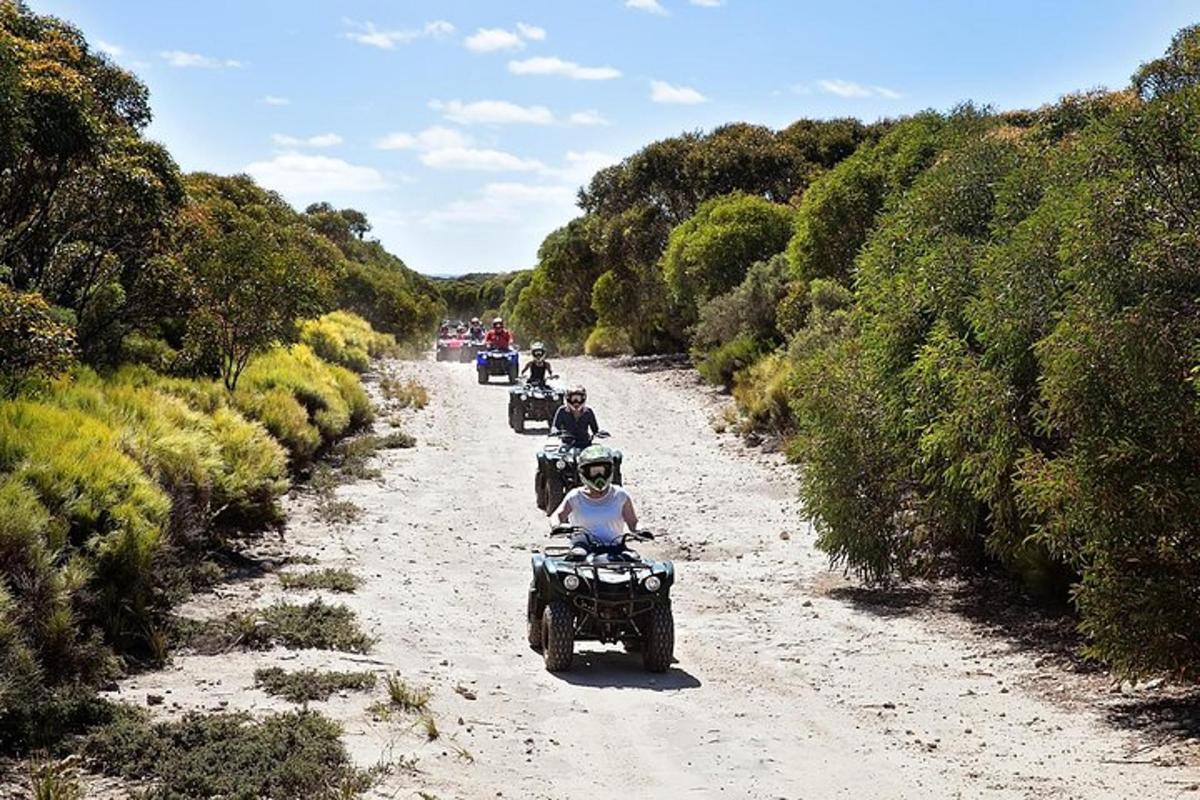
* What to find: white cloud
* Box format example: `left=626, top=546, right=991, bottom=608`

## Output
left=508, top=56, right=621, bottom=81
left=424, top=182, right=574, bottom=224
left=262, top=95, right=291, bottom=106
left=815, top=79, right=903, bottom=99
left=558, top=150, right=621, bottom=183
left=420, top=147, right=546, bottom=172
left=160, top=50, right=242, bottom=69
left=430, top=99, right=554, bottom=125
left=690, top=0, right=724, bottom=5
left=244, top=153, right=388, bottom=195
left=343, top=19, right=455, bottom=49
left=516, top=22, right=546, bottom=41
left=568, top=110, right=610, bottom=126
left=464, top=28, right=525, bottom=53
left=96, top=39, right=124, bottom=57
left=375, top=126, right=472, bottom=151
left=650, top=80, right=707, bottom=104
left=272, top=132, right=344, bottom=148
left=626, top=0, right=668, bottom=14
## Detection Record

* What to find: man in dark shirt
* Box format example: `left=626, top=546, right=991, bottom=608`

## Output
left=551, top=385, right=598, bottom=448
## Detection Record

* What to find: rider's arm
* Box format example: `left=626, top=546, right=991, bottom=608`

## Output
left=587, top=409, right=599, bottom=436
left=554, top=495, right=573, bottom=523
left=520, top=362, right=530, bottom=375
left=622, top=494, right=639, bottom=531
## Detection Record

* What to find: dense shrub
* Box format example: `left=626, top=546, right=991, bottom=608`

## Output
left=583, top=325, right=633, bottom=357
left=692, top=254, right=790, bottom=353
left=695, top=334, right=762, bottom=389
left=0, top=286, right=76, bottom=396
left=299, top=310, right=397, bottom=373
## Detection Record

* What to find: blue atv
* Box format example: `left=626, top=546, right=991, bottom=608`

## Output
left=527, top=526, right=675, bottom=673
left=477, top=348, right=519, bottom=384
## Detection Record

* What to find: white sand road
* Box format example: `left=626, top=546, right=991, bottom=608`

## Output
left=107, top=356, right=1196, bottom=800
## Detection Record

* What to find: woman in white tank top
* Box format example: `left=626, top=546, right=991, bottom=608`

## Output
left=553, top=445, right=638, bottom=545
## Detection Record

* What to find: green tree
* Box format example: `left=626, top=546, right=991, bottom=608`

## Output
left=661, top=192, right=794, bottom=309
left=178, top=174, right=340, bottom=390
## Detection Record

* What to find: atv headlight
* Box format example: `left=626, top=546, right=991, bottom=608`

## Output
left=644, top=576, right=662, bottom=592
left=563, top=574, right=581, bottom=591
left=555, top=459, right=566, bottom=469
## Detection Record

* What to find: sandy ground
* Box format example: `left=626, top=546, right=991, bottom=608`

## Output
left=102, top=356, right=1198, bottom=800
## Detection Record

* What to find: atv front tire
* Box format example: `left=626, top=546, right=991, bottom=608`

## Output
left=642, top=604, right=674, bottom=673
left=477, top=367, right=488, bottom=385
left=542, top=601, right=574, bottom=671
left=526, top=586, right=543, bottom=651
left=544, top=472, right=565, bottom=516
left=508, top=364, right=518, bottom=384
left=535, top=471, right=547, bottom=510
left=509, top=402, right=525, bottom=433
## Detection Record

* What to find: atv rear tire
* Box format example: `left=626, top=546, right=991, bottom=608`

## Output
left=436, top=349, right=445, bottom=362
left=542, top=601, right=574, bottom=671
left=526, top=586, right=543, bottom=651
left=477, top=367, right=487, bottom=385
left=642, top=604, right=674, bottom=673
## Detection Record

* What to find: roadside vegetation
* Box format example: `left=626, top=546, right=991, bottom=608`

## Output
left=0, top=2, right=431, bottom=781
left=254, top=667, right=377, bottom=703
left=457, top=28, right=1200, bottom=678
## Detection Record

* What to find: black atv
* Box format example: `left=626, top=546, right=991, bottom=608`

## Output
left=534, top=431, right=623, bottom=514
left=461, top=335, right=486, bottom=364
left=508, top=380, right=563, bottom=433
left=527, top=526, right=675, bottom=673
left=476, top=348, right=519, bottom=384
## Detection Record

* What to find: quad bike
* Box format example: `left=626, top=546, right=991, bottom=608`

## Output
left=435, top=337, right=465, bottom=362
left=508, top=379, right=563, bottom=433
left=461, top=336, right=486, bottom=364
left=534, top=431, right=623, bottom=514
left=477, top=348, right=519, bottom=384
left=527, top=526, right=675, bottom=673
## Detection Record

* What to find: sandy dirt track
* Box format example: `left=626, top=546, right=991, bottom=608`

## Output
left=117, top=356, right=1198, bottom=800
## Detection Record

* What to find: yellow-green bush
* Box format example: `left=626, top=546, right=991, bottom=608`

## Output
left=732, top=351, right=794, bottom=433
left=584, top=325, right=632, bottom=357
left=299, top=311, right=397, bottom=374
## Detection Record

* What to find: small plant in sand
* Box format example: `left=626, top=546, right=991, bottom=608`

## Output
left=279, top=568, right=362, bottom=593
left=29, top=759, right=83, bottom=800
left=254, top=667, right=376, bottom=703
left=380, top=375, right=428, bottom=409
left=178, top=600, right=374, bottom=654
left=316, top=499, right=363, bottom=525
left=377, top=431, right=415, bottom=449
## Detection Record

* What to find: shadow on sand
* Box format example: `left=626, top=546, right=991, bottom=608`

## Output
left=546, top=649, right=701, bottom=691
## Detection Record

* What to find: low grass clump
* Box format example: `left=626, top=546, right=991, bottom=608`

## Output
left=28, top=758, right=84, bottom=800
left=179, top=600, right=375, bottom=654
left=329, top=436, right=382, bottom=481
left=369, top=673, right=430, bottom=721
left=279, top=568, right=361, bottom=593
left=379, top=374, right=428, bottom=409
left=377, top=431, right=415, bottom=449
left=82, top=706, right=374, bottom=799
left=315, top=499, right=362, bottom=525
left=254, top=667, right=376, bottom=703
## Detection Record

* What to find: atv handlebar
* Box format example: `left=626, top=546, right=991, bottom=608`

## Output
left=550, top=525, right=655, bottom=545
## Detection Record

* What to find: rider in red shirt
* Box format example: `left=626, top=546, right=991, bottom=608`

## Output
left=485, top=317, right=513, bottom=350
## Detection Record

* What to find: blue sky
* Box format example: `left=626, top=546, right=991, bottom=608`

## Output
left=27, top=0, right=1200, bottom=275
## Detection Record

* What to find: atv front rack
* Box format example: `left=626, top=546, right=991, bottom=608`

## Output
left=563, top=561, right=659, bottom=638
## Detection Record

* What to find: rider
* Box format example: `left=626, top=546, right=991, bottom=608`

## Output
left=438, top=319, right=451, bottom=338
left=467, top=317, right=486, bottom=341
left=455, top=323, right=468, bottom=338
left=553, top=445, right=638, bottom=547
left=485, top=317, right=513, bottom=350
left=520, top=341, right=552, bottom=386
left=551, top=385, right=598, bottom=449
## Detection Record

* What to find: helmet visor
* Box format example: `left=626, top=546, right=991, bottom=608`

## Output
left=581, top=462, right=613, bottom=489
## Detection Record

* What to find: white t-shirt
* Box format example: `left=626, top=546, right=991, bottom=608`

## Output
left=564, top=485, right=631, bottom=545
